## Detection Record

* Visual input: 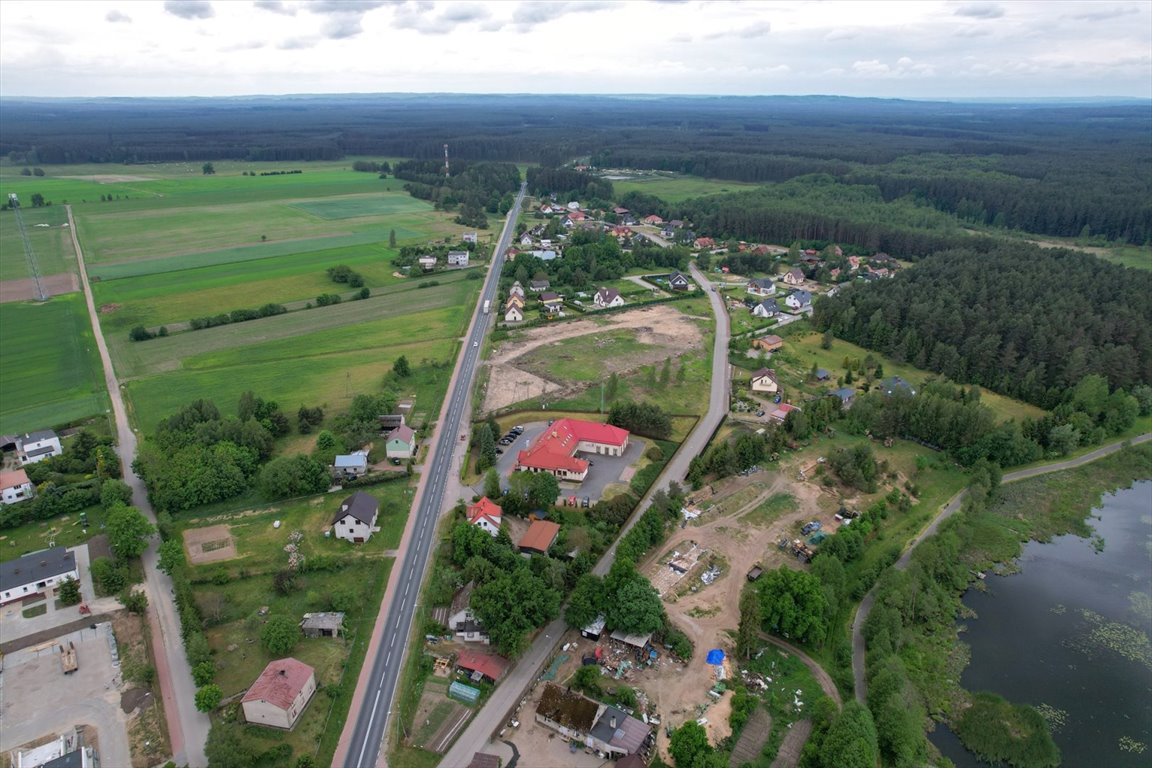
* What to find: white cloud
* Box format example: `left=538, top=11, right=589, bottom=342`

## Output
left=164, top=1, right=214, bottom=20
left=105, top=9, right=131, bottom=23
left=953, top=3, right=1004, bottom=19
left=254, top=0, right=295, bottom=15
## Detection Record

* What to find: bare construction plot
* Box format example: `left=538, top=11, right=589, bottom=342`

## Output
left=182, top=523, right=238, bottom=565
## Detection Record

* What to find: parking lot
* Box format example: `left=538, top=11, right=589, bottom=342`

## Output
left=484, top=421, right=649, bottom=503
left=0, top=622, right=132, bottom=768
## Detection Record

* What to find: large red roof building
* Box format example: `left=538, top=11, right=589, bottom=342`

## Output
left=514, top=418, right=630, bottom=482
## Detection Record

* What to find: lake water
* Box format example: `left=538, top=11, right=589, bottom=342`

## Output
left=931, top=481, right=1152, bottom=767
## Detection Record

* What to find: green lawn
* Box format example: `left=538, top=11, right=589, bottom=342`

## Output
left=0, top=294, right=109, bottom=433
left=610, top=174, right=762, bottom=203
left=0, top=506, right=106, bottom=562
left=774, top=325, right=1047, bottom=424
left=0, top=206, right=76, bottom=281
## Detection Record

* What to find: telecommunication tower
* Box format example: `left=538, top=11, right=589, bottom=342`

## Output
left=8, top=194, right=47, bottom=301
left=444, top=144, right=450, bottom=178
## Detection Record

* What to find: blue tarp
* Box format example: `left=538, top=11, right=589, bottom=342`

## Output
left=706, top=649, right=725, bottom=665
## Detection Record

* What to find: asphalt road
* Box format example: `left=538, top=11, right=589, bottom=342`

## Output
left=338, top=184, right=526, bottom=768
left=438, top=261, right=733, bottom=767
left=68, top=206, right=210, bottom=767
left=850, top=432, right=1152, bottom=704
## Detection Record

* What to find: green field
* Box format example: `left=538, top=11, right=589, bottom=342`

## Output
left=0, top=294, right=109, bottom=433
left=610, top=174, right=761, bottom=203
left=0, top=206, right=77, bottom=281
left=290, top=194, right=433, bottom=220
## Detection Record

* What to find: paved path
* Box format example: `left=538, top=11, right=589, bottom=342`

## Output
left=68, top=205, right=209, bottom=766
left=439, top=261, right=732, bottom=767
left=850, top=432, right=1152, bottom=704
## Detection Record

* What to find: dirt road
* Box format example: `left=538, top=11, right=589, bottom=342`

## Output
left=69, top=205, right=209, bottom=767
left=850, top=432, right=1152, bottom=704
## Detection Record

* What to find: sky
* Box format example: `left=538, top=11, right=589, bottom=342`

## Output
left=0, top=0, right=1149, bottom=100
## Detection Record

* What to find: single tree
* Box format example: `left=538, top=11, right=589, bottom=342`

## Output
left=58, top=577, right=82, bottom=606
left=195, top=684, right=223, bottom=712
left=389, top=228, right=397, bottom=247
left=394, top=354, right=411, bottom=378
left=202, top=162, right=215, bottom=175
left=483, top=468, right=502, bottom=500
left=261, top=615, right=300, bottom=655
left=157, top=539, right=185, bottom=575
left=736, top=585, right=762, bottom=660
left=107, top=505, right=155, bottom=561
left=670, top=721, right=711, bottom=768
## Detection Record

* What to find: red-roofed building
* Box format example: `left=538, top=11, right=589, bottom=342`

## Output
left=467, top=497, right=503, bottom=538
left=519, top=520, right=561, bottom=556
left=768, top=403, right=799, bottom=423
left=456, top=648, right=510, bottom=683
left=242, top=658, right=317, bottom=730
left=642, top=214, right=663, bottom=225
left=514, top=418, right=630, bottom=482
left=693, top=237, right=716, bottom=250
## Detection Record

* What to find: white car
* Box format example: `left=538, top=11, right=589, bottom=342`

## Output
left=473, top=341, right=478, bottom=347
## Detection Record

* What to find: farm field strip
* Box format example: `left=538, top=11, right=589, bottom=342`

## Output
left=0, top=206, right=77, bottom=281
left=609, top=174, right=762, bottom=203
left=109, top=278, right=477, bottom=379
left=0, top=293, right=109, bottom=434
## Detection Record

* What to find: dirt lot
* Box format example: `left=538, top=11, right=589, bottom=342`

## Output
left=408, top=678, right=469, bottom=754
left=182, top=524, right=238, bottom=565
left=481, top=304, right=705, bottom=413
left=0, top=274, right=79, bottom=303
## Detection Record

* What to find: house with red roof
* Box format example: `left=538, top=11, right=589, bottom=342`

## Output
left=519, top=520, right=561, bottom=556
left=768, top=403, right=799, bottom=423
left=242, top=658, right=317, bottom=730
left=467, top=497, right=503, bottom=538
left=514, top=418, right=630, bottom=482
left=642, top=214, right=663, bottom=225
left=456, top=648, right=510, bottom=683
left=693, top=237, right=716, bottom=250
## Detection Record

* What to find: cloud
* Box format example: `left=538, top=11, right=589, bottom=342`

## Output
left=308, top=0, right=391, bottom=13
left=222, top=40, right=267, bottom=51
left=507, top=1, right=617, bottom=33
left=164, top=1, right=215, bottom=19
left=277, top=36, right=317, bottom=49
left=852, top=59, right=890, bottom=76
left=303, top=0, right=393, bottom=39
left=441, top=3, right=490, bottom=24
left=954, top=3, right=1004, bottom=19
left=737, top=20, right=772, bottom=39
left=253, top=0, right=295, bottom=15
left=824, top=28, right=856, bottom=42
left=1068, top=6, right=1139, bottom=22
left=105, top=9, right=132, bottom=23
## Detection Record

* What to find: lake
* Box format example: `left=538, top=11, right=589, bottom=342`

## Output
left=931, top=481, right=1152, bottom=767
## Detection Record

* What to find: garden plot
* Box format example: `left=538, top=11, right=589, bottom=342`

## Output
left=182, top=524, right=238, bottom=565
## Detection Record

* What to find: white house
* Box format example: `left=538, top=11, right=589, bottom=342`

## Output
left=447, top=250, right=469, bottom=267
left=751, top=299, right=780, bottom=318
left=17, top=430, right=62, bottom=465
left=384, top=424, right=417, bottom=460
left=783, top=268, right=805, bottom=286
left=668, top=271, right=691, bottom=291
left=417, top=255, right=437, bottom=272
left=332, top=452, right=368, bottom=478
left=0, top=547, right=78, bottom=605
left=0, top=469, right=34, bottom=505
left=509, top=281, right=525, bottom=299
left=520, top=234, right=534, bottom=247
left=593, top=287, right=625, bottom=309
left=750, top=368, right=779, bottom=394
left=331, top=492, right=379, bottom=544
left=242, top=658, right=317, bottom=730
left=448, top=581, right=490, bottom=644
left=505, top=304, right=524, bottom=323
left=462, top=232, right=478, bottom=244
left=746, top=278, right=776, bottom=297
left=784, top=290, right=812, bottom=310
left=467, top=497, right=503, bottom=537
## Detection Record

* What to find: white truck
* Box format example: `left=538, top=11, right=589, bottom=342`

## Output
left=482, top=299, right=491, bottom=314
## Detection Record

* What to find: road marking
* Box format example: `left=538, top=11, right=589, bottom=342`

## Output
left=357, top=687, right=384, bottom=766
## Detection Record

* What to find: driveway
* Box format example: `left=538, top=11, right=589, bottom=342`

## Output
left=0, top=544, right=105, bottom=646
left=0, top=622, right=131, bottom=768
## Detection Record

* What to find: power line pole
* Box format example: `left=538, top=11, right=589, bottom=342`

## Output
left=9, top=194, right=47, bottom=301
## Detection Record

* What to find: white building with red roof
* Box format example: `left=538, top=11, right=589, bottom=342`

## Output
left=514, top=418, right=630, bottom=482
left=242, top=658, right=317, bottom=730
left=467, top=497, right=503, bottom=538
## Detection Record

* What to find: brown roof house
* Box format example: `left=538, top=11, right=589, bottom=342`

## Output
left=535, top=683, right=600, bottom=741
left=750, top=368, right=779, bottom=394
left=242, top=658, right=317, bottom=730
left=300, top=612, right=344, bottom=638
left=751, top=335, right=784, bottom=353
left=519, top=520, right=561, bottom=556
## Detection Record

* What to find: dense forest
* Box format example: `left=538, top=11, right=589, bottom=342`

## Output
left=393, top=158, right=520, bottom=227
left=812, top=244, right=1152, bottom=407
left=2, top=94, right=1148, bottom=242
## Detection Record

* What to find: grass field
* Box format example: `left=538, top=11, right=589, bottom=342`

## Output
left=0, top=206, right=77, bottom=281
left=609, top=173, right=761, bottom=203
left=0, top=293, right=109, bottom=433
left=290, top=194, right=433, bottom=220
left=772, top=324, right=1047, bottom=424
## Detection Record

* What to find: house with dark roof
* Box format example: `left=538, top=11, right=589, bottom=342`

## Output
left=746, top=277, right=776, bottom=297
left=751, top=299, right=779, bottom=319
left=587, top=705, right=648, bottom=758
left=535, top=683, right=600, bottom=741
left=514, top=418, right=630, bottom=482
left=783, top=268, right=805, bottom=286
left=831, top=387, right=857, bottom=408
left=783, top=290, right=812, bottom=310
left=519, top=520, right=561, bottom=556
left=814, top=368, right=831, bottom=381
left=332, top=492, right=379, bottom=543
left=17, top=430, right=62, bottom=465
left=448, top=581, right=489, bottom=643
left=0, top=546, right=78, bottom=605
left=593, top=287, right=625, bottom=309
left=300, top=612, right=345, bottom=638
left=242, top=658, right=317, bottom=730
left=881, top=377, right=917, bottom=396
left=529, top=279, right=550, bottom=292
left=667, top=271, right=691, bottom=291
left=539, top=292, right=564, bottom=314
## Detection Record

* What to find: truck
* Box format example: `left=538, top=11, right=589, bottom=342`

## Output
left=59, top=641, right=77, bottom=675
left=482, top=299, right=491, bottom=314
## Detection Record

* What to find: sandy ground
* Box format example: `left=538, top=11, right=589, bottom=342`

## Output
left=481, top=304, right=705, bottom=414
left=0, top=273, right=79, bottom=303
left=181, top=524, right=238, bottom=565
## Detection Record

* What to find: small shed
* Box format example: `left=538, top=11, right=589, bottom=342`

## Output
left=746, top=565, right=763, bottom=582
left=300, top=612, right=345, bottom=638
left=449, top=681, right=481, bottom=705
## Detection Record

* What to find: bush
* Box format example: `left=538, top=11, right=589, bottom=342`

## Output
left=195, top=684, right=223, bottom=712
left=192, top=661, right=216, bottom=686
left=129, top=325, right=155, bottom=342
left=58, top=577, right=82, bottom=606
left=91, top=557, right=128, bottom=594
left=120, top=589, right=148, bottom=614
